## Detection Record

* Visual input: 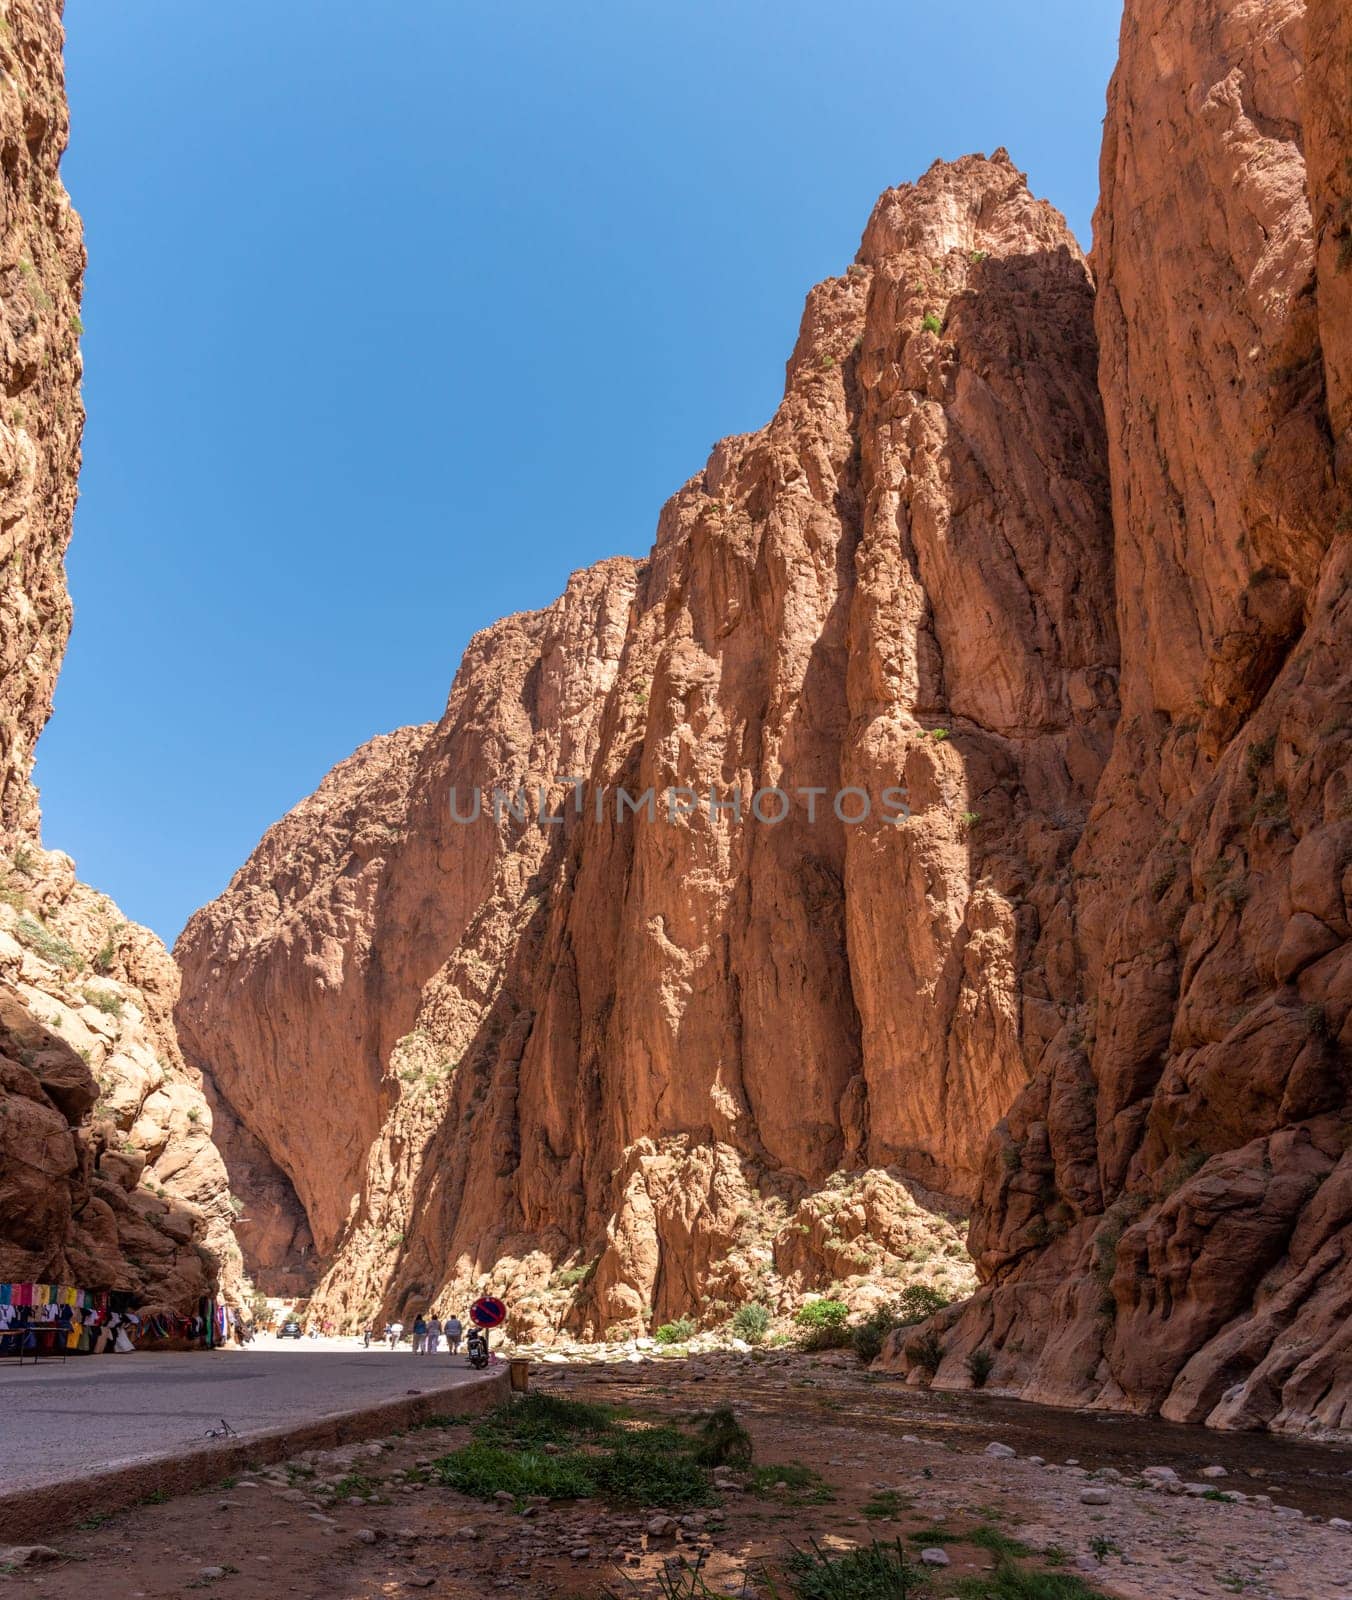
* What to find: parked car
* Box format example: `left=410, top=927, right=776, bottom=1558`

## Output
left=278, top=1318, right=303, bottom=1340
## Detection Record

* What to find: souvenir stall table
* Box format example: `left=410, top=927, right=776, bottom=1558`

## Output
left=0, top=1284, right=229, bottom=1360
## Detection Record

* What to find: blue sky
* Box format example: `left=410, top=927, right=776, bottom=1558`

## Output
left=39, top=0, right=1120, bottom=942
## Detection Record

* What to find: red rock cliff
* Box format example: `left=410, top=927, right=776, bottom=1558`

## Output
left=884, top=0, right=1352, bottom=1439
left=0, top=3, right=244, bottom=1316
left=176, top=152, right=1115, bottom=1338
left=175, top=0, right=1352, bottom=1429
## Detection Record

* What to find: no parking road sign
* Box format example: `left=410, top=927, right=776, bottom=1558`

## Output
left=470, top=1296, right=506, bottom=1329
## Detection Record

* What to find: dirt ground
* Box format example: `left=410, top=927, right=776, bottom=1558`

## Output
left=4, top=1351, right=1350, bottom=1599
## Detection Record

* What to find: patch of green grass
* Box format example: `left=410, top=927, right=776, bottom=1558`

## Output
left=432, top=1440, right=597, bottom=1501
left=862, top=1489, right=906, bottom=1519
left=328, top=1472, right=379, bottom=1499
left=476, top=1391, right=617, bottom=1448
left=969, top=1526, right=1031, bottom=1558
left=921, top=312, right=943, bottom=335
left=954, top=1563, right=1109, bottom=1599
left=435, top=1393, right=719, bottom=1509
left=592, top=1438, right=715, bottom=1508
left=785, top=1537, right=924, bottom=1599
left=749, top=1462, right=834, bottom=1504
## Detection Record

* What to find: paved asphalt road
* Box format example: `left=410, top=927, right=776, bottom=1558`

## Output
left=0, top=1337, right=495, bottom=1492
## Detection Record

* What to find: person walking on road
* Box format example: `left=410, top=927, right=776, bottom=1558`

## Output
left=445, top=1313, right=463, bottom=1355
left=389, top=1319, right=403, bottom=1349
left=411, top=1313, right=428, bottom=1354
left=426, top=1314, right=442, bottom=1354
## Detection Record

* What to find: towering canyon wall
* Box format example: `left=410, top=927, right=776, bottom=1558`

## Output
left=0, top=1, right=84, bottom=844
left=884, top=0, right=1352, bottom=1438
left=0, top=3, right=241, bottom=1313
left=177, top=152, right=1115, bottom=1337
left=174, top=0, right=1350, bottom=1429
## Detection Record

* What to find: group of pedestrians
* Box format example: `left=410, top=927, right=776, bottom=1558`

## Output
left=364, top=1313, right=463, bottom=1353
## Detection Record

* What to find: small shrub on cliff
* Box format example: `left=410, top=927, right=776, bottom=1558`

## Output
left=794, top=1298, right=851, bottom=1350
left=921, top=311, right=943, bottom=335
left=655, top=1317, right=696, bottom=1345
left=92, top=926, right=123, bottom=974
left=16, top=915, right=82, bottom=971
left=1244, top=734, right=1276, bottom=783
left=82, top=986, right=123, bottom=1018
left=911, top=1329, right=945, bottom=1374
left=731, top=1302, right=770, bottom=1344
left=967, top=1347, right=995, bottom=1388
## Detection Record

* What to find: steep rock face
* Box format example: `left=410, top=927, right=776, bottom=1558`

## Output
left=178, top=154, right=1114, bottom=1339
left=885, top=0, right=1352, bottom=1438
left=1305, top=0, right=1351, bottom=482
left=176, top=726, right=433, bottom=1261
left=0, top=845, right=243, bottom=1309
left=0, top=5, right=245, bottom=1315
left=0, top=1, right=84, bottom=844
left=176, top=563, right=641, bottom=1277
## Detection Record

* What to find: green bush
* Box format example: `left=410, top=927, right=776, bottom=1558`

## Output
left=654, top=1317, right=696, bottom=1345
left=731, top=1303, right=769, bottom=1344
left=794, top=1298, right=852, bottom=1350
left=967, top=1348, right=995, bottom=1388
left=690, top=1407, right=752, bottom=1468
left=851, top=1304, right=900, bottom=1364
left=921, top=311, right=943, bottom=335
left=82, top=987, right=124, bottom=1018
left=911, top=1329, right=945, bottom=1374
left=894, top=1284, right=949, bottom=1324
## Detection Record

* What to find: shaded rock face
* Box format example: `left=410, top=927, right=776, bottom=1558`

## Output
left=177, top=153, right=1115, bottom=1338
left=883, top=0, right=1352, bottom=1439
left=0, top=2, right=85, bottom=845
left=0, top=846, right=243, bottom=1311
left=0, top=6, right=245, bottom=1314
